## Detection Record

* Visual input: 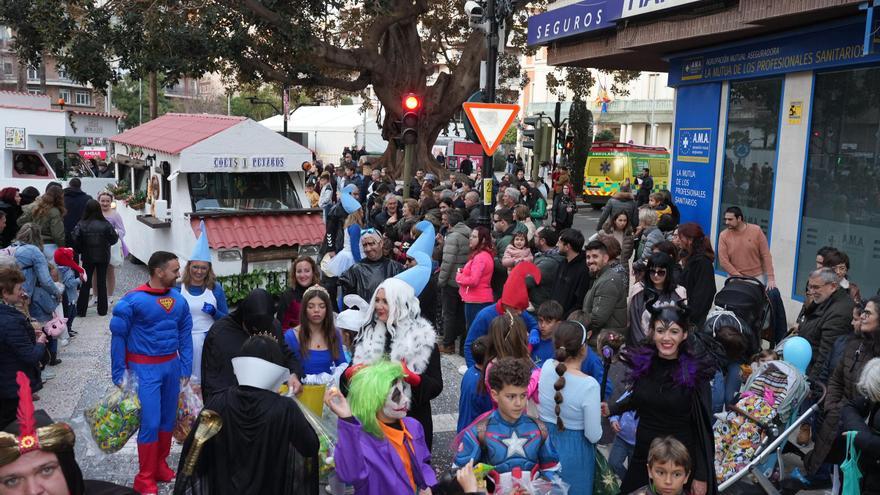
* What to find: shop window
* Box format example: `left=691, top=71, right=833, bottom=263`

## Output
left=718, top=78, right=782, bottom=241
left=188, top=172, right=303, bottom=211
left=794, top=67, right=880, bottom=298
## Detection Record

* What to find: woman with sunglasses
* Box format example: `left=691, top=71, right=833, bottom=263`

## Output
left=628, top=252, right=687, bottom=345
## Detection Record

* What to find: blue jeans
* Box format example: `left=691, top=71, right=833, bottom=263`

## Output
left=464, top=302, right=492, bottom=332
left=608, top=436, right=634, bottom=480
left=712, top=362, right=743, bottom=413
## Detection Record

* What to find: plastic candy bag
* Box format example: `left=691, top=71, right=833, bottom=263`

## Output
left=84, top=373, right=141, bottom=453
left=174, top=381, right=203, bottom=443
left=289, top=394, right=338, bottom=480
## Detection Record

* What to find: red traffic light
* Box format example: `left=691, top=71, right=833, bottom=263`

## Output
left=403, top=93, right=421, bottom=111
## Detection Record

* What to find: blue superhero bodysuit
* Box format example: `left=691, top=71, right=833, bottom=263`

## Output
left=110, top=284, right=193, bottom=444
left=455, top=409, right=560, bottom=480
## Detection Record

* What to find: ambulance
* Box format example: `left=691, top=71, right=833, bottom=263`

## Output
left=582, top=141, right=671, bottom=206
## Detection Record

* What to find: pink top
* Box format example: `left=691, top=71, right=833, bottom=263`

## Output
left=456, top=250, right=495, bottom=303
left=502, top=244, right=534, bottom=269
left=718, top=223, right=775, bottom=282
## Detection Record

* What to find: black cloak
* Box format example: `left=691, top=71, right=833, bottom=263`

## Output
left=200, top=289, right=304, bottom=401
left=173, top=386, right=320, bottom=495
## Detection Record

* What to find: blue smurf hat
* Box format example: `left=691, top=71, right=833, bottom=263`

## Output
left=408, top=220, right=435, bottom=259
left=341, top=189, right=361, bottom=214
left=190, top=220, right=211, bottom=262
left=394, top=251, right=431, bottom=296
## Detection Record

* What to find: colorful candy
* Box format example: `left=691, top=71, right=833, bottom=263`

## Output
left=85, top=385, right=141, bottom=453
left=173, top=382, right=203, bottom=442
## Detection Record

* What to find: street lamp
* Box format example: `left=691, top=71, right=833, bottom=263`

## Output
left=245, top=94, right=285, bottom=137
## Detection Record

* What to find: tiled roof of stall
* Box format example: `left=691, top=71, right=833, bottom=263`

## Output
left=111, top=113, right=247, bottom=154
left=192, top=213, right=325, bottom=249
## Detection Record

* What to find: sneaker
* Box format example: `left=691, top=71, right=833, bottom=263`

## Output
left=88, top=296, right=97, bottom=307
left=60, top=338, right=70, bottom=347
left=49, top=358, right=62, bottom=366
left=41, top=368, right=57, bottom=381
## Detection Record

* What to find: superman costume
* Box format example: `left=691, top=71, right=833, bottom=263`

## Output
left=455, top=409, right=560, bottom=481
left=110, top=283, right=193, bottom=495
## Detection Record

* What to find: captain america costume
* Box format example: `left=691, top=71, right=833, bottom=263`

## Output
left=110, top=283, right=193, bottom=494
left=455, top=409, right=560, bottom=480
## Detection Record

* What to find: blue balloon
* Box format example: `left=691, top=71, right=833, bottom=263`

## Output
left=782, top=336, right=812, bottom=374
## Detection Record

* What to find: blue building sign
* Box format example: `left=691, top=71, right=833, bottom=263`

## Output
left=671, top=83, right=722, bottom=231
left=669, top=18, right=880, bottom=85
left=527, top=0, right=622, bottom=46
left=676, top=128, right=712, bottom=163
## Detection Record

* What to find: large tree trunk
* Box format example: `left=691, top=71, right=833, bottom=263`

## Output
left=364, top=15, right=483, bottom=182
left=148, top=72, right=158, bottom=119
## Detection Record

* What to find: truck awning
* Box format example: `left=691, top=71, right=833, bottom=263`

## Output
left=193, top=213, right=325, bottom=249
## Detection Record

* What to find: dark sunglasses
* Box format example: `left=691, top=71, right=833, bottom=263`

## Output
left=650, top=268, right=668, bottom=276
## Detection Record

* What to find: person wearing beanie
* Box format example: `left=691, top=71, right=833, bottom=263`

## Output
left=462, top=262, right=541, bottom=367
left=0, top=372, right=137, bottom=494
left=18, top=186, right=40, bottom=207
left=54, top=247, right=85, bottom=338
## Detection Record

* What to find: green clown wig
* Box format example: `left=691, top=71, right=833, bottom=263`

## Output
left=348, top=360, right=406, bottom=439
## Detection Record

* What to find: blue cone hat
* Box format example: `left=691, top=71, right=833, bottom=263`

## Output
left=190, top=220, right=212, bottom=262
left=341, top=189, right=361, bottom=214
left=408, top=220, right=435, bottom=260
left=394, top=251, right=432, bottom=296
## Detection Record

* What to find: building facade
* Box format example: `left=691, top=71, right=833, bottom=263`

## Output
left=0, top=26, right=110, bottom=113
left=528, top=0, right=880, bottom=317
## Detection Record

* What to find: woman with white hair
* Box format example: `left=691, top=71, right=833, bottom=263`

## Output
left=347, top=262, right=443, bottom=449
left=840, top=357, right=880, bottom=494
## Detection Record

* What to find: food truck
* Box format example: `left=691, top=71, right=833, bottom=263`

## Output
left=110, top=113, right=324, bottom=276
left=1, top=91, right=120, bottom=196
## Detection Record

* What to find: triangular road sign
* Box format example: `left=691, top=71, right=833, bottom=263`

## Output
left=462, top=102, right=520, bottom=156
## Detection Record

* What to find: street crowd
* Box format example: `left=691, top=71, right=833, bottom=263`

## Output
left=0, top=157, right=878, bottom=495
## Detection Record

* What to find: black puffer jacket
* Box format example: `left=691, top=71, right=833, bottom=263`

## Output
left=62, top=187, right=92, bottom=246
left=797, top=287, right=854, bottom=383
left=72, top=218, right=118, bottom=264
left=339, top=257, right=404, bottom=304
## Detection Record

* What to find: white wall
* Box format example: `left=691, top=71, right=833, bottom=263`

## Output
left=768, top=71, right=813, bottom=319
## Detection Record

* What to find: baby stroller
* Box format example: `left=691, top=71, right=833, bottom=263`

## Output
left=715, top=338, right=826, bottom=494
left=713, top=276, right=772, bottom=345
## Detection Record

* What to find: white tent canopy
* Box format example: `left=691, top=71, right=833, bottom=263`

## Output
left=260, top=104, right=476, bottom=165
left=260, top=105, right=386, bottom=163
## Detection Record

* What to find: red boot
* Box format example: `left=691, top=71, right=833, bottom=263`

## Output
left=133, top=442, right=158, bottom=495
left=155, top=431, right=176, bottom=483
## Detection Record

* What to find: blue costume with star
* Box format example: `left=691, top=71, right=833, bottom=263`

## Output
left=110, top=284, right=193, bottom=443
left=455, top=409, right=560, bottom=480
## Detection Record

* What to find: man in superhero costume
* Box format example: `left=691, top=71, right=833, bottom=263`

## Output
left=110, top=251, right=193, bottom=495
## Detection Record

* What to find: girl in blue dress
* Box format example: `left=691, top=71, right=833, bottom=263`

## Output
left=284, top=285, right=347, bottom=376
left=538, top=321, right=603, bottom=495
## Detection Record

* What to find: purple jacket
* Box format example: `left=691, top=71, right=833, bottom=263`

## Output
left=335, top=416, right=437, bottom=495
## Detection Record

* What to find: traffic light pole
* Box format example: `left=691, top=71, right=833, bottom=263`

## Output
left=402, top=143, right=414, bottom=199
left=479, top=0, right=498, bottom=227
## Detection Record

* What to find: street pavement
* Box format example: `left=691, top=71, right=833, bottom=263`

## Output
left=36, top=206, right=821, bottom=493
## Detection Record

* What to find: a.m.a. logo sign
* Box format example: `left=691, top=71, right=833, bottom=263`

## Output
left=677, top=128, right=712, bottom=163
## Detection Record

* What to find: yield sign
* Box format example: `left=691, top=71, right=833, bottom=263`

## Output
left=462, top=102, right=520, bottom=156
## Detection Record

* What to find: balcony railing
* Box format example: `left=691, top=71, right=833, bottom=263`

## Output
left=527, top=98, right=674, bottom=118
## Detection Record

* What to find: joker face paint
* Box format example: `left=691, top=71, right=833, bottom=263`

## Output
left=381, top=379, right=411, bottom=420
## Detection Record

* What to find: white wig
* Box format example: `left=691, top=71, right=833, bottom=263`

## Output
left=858, top=358, right=880, bottom=402
left=359, top=278, right=421, bottom=337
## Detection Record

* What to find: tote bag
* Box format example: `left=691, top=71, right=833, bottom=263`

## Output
left=841, top=430, right=862, bottom=495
